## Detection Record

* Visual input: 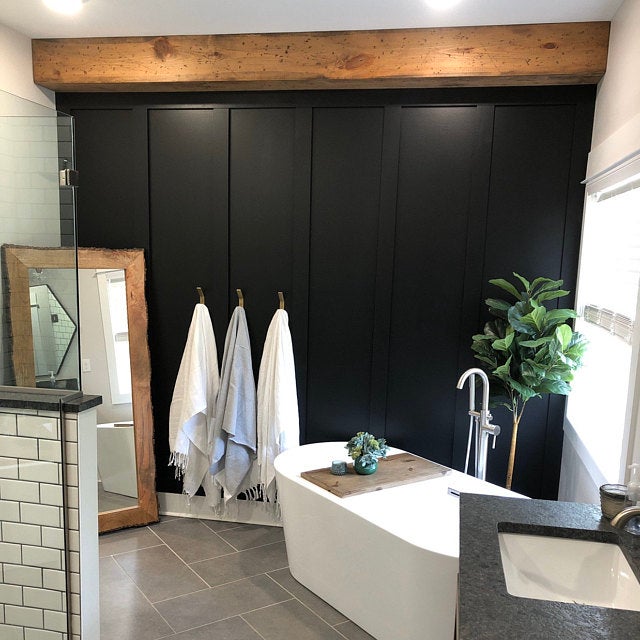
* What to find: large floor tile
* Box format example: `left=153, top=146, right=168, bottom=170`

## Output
left=114, top=544, right=209, bottom=602
left=199, top=518, right=244, bottom=533
left=268, top=568, right=347, bottom=625
left=152, top=517, right=237, bottom=563
left=243, top=599, right=345, bottom=640
left=191, top=541, right=288, bottom=586
left=100, top=556, right=174, bottom=640
left=99, top=526, right=163, bottom=557
left=170, top=615, right=263, bottom=640
left=216, top=523, right=285, bottom=550
left=333, top=621, right=376, bottom=640
left=154, top=574, right=291, bottom=632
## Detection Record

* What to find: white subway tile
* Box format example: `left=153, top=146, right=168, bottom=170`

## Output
left=0, top=478, right=40, bottom=503
left=0, top=500, right=21, bottom=522
left=0, top=435, right=39, bottom=459
left=40, top=484, right=63, bottom=507
left=25, top=629, right=64, bottom=640
left=67, top=530, right=79, bottom=552
left=3, top=522, right=41, bottom=546
left=20, top=503, right=61, bottom=528
left=68, top=551, right=79, bottom=573
left=70, top=613, right=80, bottom=635
left=38, top=440, right=62, bottom=463
left=23, top=587, right=62, bottom=611
left=0, top=605, right=4, bottom=623
left=43, top=610, right=66, bottom=633
left=0, top=413, right=17, bottom=435
left=0, top=624, right=24, bottom=640
left=42, top=569, right=66, bottom=592
left=17, top=416, right=58, bottom=440
left=66, top=508, right=78, bottom=531
left=63, top=442, right=77, bottom=465
left=41, top=527, right=64, bottom=550
left=18, top=460, right=59, bottom=484
left=62, top=419, right=77, bottom=443
left=65, top=486, right=78, bottom=509
left=0, top=583, right=23, bottom=605
left=69, top=572, right=79, bottom=595
left=63, top=465, right=77, bottom=487
left=0, top=456, right=19, bottom=479
left=5, top=604, right=44, bottom=629
left=4, top=564, right=42, bottom=587
left=21, top=545, right=61, bottom=570
left=0, top=541, right=22, bottom=563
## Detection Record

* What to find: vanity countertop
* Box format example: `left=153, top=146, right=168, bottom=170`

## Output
left=0, top=388, right=102, bottom=413
left=458, top=494, right=640, bottom=640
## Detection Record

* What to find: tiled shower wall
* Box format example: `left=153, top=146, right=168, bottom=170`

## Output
left=0, top=407, right=80, bottom=640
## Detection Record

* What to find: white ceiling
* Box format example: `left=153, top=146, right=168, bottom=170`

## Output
left=0, top=0, right=625, bottom=39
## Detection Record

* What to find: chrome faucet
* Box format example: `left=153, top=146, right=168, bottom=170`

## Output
left=456, top=368, right=501, bottom=481
left=611, top=506, right=640, bottom=532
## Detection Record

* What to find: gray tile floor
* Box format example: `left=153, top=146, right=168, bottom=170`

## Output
left=99, top=516, right=374, bottom=640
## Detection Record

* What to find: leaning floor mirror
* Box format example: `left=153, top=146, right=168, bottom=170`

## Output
left=2, top=245, right=158, bottom=532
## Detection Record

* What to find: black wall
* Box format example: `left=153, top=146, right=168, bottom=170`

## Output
left=58, top=87, right=594, bottom=498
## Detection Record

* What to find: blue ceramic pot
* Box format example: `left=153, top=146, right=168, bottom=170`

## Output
left=354, top=456, right=377, bottom=475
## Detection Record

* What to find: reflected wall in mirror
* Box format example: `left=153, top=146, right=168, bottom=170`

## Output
left=2, top=245, right=158, bottom=532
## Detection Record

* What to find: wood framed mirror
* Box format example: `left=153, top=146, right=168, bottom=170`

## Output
left=2, top=245, right=158, bottom=532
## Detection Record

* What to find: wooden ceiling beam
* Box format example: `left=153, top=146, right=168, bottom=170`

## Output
left=32, top=22, right=610, bottom=92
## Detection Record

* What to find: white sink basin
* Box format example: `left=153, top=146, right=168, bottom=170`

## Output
left=498, top=532, right=640, bottom=611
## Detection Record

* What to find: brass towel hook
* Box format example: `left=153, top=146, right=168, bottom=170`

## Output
left=196, top=286, right=205, bottom=305
left=236, top=288, right=244, bottom=308
left=278, top=291, right=285, bottom=310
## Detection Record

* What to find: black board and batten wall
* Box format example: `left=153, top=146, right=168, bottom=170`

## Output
left=57, top=87, right=595, bottom=499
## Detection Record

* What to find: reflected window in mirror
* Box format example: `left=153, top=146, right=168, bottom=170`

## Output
left=96, top=269, right=132, bottom=404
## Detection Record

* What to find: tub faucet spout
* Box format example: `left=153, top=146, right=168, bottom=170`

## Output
left=456, top=368, right=500, bottom=481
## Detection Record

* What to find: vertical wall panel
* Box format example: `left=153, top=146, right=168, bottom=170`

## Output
left=386, top=106, right=483, bottom=463
left=148, top=108, right=228, bottom=493
left=306, top=107, right=384, bottom=441
left=229, top=108, right=298, bottom=378
left=480, top=105, right=576, bottom=496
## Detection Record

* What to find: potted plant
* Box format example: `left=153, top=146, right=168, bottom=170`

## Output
left=470, top=274, right=587, bottom=490
left=346, top=431, right=389, bottom=475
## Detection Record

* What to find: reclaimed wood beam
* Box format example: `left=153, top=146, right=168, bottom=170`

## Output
left=32, top=22, right=609, bottom=92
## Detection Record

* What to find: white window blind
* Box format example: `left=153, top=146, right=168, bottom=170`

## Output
left=566, top=159, right=640, bottom=484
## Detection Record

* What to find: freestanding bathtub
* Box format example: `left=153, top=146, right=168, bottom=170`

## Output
left=274, top=442, right=519, bottom=640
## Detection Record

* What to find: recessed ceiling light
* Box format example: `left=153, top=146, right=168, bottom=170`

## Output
left=43, top=0, right=85, bottom=16
left=424, top=0, right=463, bottom=10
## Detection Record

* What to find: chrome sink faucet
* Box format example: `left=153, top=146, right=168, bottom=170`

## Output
left=457, top=368, right=501, bottom=482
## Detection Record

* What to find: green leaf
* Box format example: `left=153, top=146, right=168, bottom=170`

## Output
left=538, top=379, right=572, bottom=395
left=493, top=356, right=513, bottom=381
left=507, top=303, right=537, bottom=335
left=536, top=289, right=571, bottom=303
left=518, top=336, right=553, bottom=348
left=555, top=325, right=573, bottom=351
left=486, top=298, right=512, bottom=312
left=492, top=332, right=515, bottom=352
left=489, top=278, right=522, bottom=301
left=544, top=309, right=578, bottom=328
left=512, top=273, right=530, bottom=291
left=530, top=305, right=546, bottom=331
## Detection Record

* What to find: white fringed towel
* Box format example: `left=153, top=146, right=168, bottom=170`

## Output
left=168, top=303, right=220, bottom=499
left=209, top=305, right=257, bottom=505
left=257, top=308, right=299, bottom=502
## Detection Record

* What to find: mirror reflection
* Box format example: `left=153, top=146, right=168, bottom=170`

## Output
left=78, top=268, right=138, bottom=513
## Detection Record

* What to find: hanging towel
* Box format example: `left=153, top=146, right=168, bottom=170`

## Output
left=257, top=308, right=299, bottom=503
left=209, top=305, right=257, bottom=505
left=168, top=303, right=220, bottom=499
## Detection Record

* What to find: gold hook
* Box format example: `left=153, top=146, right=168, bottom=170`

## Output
left=196, top=287, right=205, bottom=305
left=236, top=288, right=244, bottom=308
left=278, top=291, right=285, bottom=310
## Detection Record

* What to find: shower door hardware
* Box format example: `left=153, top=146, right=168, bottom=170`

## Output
left=59, top=167, right=80, bottom=187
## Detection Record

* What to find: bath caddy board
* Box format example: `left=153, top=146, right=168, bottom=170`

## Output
left=301, top=453, right=450, bottom=498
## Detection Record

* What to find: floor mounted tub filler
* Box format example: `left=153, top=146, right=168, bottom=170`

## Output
left=274, top=442, right=518, bottom=640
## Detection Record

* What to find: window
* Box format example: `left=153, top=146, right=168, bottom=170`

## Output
left=566, top=162, right=640, bottom=484
left=96, top=269, right=131, bottom=404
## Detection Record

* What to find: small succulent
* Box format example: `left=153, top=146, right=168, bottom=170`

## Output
left=346, top=431, right=389, bottom=467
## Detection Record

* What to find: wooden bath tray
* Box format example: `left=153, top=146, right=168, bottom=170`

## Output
left=301, top=453, right=450, bottom=498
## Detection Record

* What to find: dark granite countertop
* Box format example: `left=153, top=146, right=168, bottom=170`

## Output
left=0, top=388, right=102, bottom=413
left=459, top=494, right=640, bottom=640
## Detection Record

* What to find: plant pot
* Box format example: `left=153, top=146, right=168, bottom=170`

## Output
left=354, top=456, right=377, bottom=475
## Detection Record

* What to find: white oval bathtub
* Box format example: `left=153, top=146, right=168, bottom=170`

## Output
left=274, top=442, right=520, bottom=640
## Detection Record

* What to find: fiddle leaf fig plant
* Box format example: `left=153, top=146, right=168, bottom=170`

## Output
left=471, top=273, right=587, bottom=490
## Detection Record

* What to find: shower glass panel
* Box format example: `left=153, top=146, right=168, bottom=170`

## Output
left=0, top=89, right=80, bottom=391
left=0, top=89, right=78, bottom=640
